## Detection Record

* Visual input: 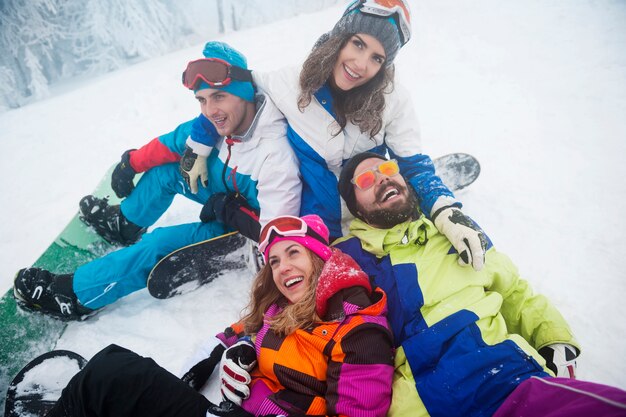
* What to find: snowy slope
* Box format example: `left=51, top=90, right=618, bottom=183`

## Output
left=0, top=0, right=625, bottom=404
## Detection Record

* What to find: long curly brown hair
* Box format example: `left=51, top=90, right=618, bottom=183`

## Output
left=297, top=33, right=395, bottom=138
left=241, top=248, right=325, bottom=337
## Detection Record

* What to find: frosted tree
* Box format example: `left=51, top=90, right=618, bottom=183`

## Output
left=23, top=47, right=49, bottom=99
left=0, top=0, right=66, bottom=104
left=0, top=66, right=21, bottom=111
left=0, top=0, right=341, bottom=111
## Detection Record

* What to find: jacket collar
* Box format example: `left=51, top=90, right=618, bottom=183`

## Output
left=229, top=94, right=266, bottom=142
left=347, top=212, right=437, bottom=257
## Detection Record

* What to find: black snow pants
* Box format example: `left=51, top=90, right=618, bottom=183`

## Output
left=46, top=344, right=210, bottom=417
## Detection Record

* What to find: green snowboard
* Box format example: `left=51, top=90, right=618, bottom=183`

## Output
left=0, top=164, right=121, bottom=414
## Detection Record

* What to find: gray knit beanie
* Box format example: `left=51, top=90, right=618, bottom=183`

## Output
left=327, top=0, right=411, bottom=65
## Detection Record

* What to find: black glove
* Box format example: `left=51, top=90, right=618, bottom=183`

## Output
left=207, top=401, right=304, bottom=417
left=207, top=401, right=254, bottom=417
left=200, top=193, right=261, bottom=241
left=111, top=150, right=137, bottom=198
left=181, top=344, right=225, bottom=391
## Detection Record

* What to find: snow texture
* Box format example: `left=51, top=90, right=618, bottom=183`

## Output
left=0, top=0, right=625, bottom=408
left=15, top=356, right=81, bottom=401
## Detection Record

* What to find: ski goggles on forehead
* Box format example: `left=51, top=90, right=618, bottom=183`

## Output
left=351, top=159, right=400, bottom=190
left=346, top=0, right=412, bottom=45
left=258, top=216, right=325, bottom=255
left=182, top=58, right=253, bottom=90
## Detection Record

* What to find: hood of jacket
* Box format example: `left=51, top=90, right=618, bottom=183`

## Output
left=315, top=248, right=379, bottom=321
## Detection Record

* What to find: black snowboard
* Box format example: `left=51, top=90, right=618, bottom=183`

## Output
left=147, top=153, right=480, bottom=300
left=147, top=231, right=248, bottom=299
left=4, top=350, right=87, bottom=417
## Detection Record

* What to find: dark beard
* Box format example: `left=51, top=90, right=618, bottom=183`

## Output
left=356, top=181, right=420, bottom=229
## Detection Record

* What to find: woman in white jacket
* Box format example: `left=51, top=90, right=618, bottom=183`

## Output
left=258, top=0, right=489, bottom=271
left=192, top=1, right=488, bottom=270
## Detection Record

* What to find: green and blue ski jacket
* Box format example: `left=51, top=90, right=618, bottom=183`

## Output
left=334, top=214, right=579, bottom=417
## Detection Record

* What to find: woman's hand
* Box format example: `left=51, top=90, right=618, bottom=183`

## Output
left=220, top=339, right=257, bottom=405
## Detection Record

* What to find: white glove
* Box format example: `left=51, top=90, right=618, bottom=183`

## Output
left=432, top=204, right=487, bottom=271
left=219, top=339, right=257, bottom=405
left=538, top=343, right=578, bottom=378
left=180, top=145, right=209, bottom=194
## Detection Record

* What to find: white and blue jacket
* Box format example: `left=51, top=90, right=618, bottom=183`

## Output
left=254, top=67, right=456, bottom=238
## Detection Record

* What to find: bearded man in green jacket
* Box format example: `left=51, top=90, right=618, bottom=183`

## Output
left=333, top=152, right=626, bottom=417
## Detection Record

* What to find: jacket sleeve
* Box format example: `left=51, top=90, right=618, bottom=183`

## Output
left=155, top=117, right=201, bottom=155
left=216, top=321, right=246, bottom=348
left=128, top=137, right=181, bottom=172
left=383, top=84, right=458, bottom=216
left=129, top=118, right=199, bottom=172
left=255, top=142, right=302, bottom=227
left=485, top=250, right=580, bottom=352
left=326, top=324, right=394, bottom=417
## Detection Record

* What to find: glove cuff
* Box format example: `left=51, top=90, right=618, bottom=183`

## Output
left=121, top=149, right=138, bottom=173
left=186, top=137, right=213, bottom=157
left=430, top=196, right=461, bottom=220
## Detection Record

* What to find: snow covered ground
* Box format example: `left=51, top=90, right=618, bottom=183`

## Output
left=0, top=0, right=625, bottom=404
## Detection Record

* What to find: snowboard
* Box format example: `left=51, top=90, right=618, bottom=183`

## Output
left=4, top=350, right=87, bottom=417
left=147, top=153, right=481, bottom=300
left=433, top=152, right=480, bottom=192
left=0, top=164, right=122, bottom=414
left=147, top=231, right=248, bottom=299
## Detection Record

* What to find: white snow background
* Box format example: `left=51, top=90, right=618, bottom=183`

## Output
left=0, top=0, right=625, bottom=402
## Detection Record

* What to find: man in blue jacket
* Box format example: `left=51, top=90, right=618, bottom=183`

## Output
left=13, top=42, right=301, bottom=319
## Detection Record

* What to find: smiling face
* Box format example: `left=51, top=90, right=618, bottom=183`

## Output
left=353, top=157, right=418, bottom=228
left=195, top=88, right=255, bottom=136
left=268, top=240, right=315, bottom=304
left=331, top=33, right=386, bottom=91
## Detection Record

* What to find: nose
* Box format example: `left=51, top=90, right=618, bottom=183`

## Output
left=376, top=170, right=391, bottom=182
left=278, top=259, right=292, bottom=275
left=353, top=54, right=368, bottom=72
left=203, top=100, right=219, bottom=118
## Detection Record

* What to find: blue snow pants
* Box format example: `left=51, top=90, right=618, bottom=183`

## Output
left=73, top=163, right=231, bottom=309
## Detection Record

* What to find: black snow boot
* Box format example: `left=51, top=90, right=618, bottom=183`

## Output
left=79, top=195, right=146, bottom=246
left=14, top=268, right=94, bottom=320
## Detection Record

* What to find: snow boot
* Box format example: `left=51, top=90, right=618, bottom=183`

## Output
left=79, top=195, right=146, bottom=246
left=13, top=268, right=94, bottom=321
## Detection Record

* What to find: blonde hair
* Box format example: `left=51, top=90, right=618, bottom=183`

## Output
left=241, top=249, right=325, bottom=337
left=297, top=33, right=395, bottom=138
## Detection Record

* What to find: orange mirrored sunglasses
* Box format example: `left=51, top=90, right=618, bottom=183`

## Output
left=351, top=159, right=400, bottom=190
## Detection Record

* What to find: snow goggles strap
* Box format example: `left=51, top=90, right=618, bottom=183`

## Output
left=351, top=159, right=400, bottom=190
left=258, top=216, right=326, bottom=255
left=182, top=58, right=253, bottom=90
left=346, top=0, right=412, bottom=45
